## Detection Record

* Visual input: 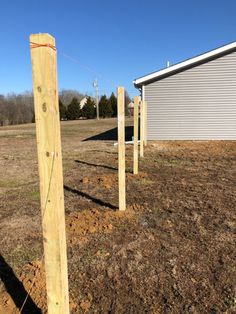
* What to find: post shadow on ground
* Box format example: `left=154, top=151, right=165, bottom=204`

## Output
left=74, top=159, right=132, bottom=174
left=91, top=150, right=118, bottom=155
left=0, top=255, right=41, bottom=314
left=64, top=185, right=117, bottom=211
left=83, top=126, right=133, bottom=141
left=74, top=159, right=118, bottom=171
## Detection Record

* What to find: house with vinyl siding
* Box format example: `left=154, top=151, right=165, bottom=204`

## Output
left=133, top=42, right=236, bottom=140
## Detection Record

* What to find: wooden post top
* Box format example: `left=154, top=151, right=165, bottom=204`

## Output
left=30, top=33, right=55, bottom=43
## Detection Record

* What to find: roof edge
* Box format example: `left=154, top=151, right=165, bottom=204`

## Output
left=133, top=41, right=236, bottom=88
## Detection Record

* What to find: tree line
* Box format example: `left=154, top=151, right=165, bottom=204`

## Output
left=0, top=92, right=34, bottom=126
left=0, top=90, right=131, bottom=126
left=61, top=92, right=130, bottom=120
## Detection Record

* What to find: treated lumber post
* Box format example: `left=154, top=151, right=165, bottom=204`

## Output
left=144, top=101, right=148, bottom=146
left=117, top=87, right=126, bottom=211
left=133, top=96, right=139, bottom=174
left=29, top=33, right=69, bottom=314
left=140, top=100, right=144, bottom=157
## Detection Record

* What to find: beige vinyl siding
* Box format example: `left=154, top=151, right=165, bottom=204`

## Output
left=145, top=51, right=236, bottom=140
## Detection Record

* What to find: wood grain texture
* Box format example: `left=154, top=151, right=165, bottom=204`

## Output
left=140, top=100, right=144, bottom=157
left=144, top=101, right=148, bottom=146
left=30, top=33, right=69, bottom=314
left=117, top=87, right=126, bottom=211
left=133, top=96, right=139, bottom=174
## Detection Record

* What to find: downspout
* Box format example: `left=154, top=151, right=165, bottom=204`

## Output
left=142, top=85, right=145, bottom=101
left=133, top=80, right=147, bottom=144
left=133, top=79, right=142, bottom=99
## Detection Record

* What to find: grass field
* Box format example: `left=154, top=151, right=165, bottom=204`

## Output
left=0, top=118, right=235, bottom=313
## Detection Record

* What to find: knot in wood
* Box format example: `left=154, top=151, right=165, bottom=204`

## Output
left=42, top=103, right=47, bottom=112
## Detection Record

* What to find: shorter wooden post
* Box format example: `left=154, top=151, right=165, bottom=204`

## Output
left=117, top=87, right=126, bottom=211
left=133, top=96, right=139, bottom=174
left=144, top=101, right=148, bottom=146
left=140, top=100, right=144, bottom=157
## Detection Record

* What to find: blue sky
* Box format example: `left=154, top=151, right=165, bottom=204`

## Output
left=0, top=0, right=235, bottom=98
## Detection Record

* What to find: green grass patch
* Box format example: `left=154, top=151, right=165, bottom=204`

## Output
left=0, top=179, right=20, bottom=188
left=63, top=160, right=72, bottom=171
left=154, top=157, right=192, bottom=166
left=9, top=242, right=42, bottom=271
left=135, top=178, right=155, bottom=186
left=26, top=189, right=40, bottom=201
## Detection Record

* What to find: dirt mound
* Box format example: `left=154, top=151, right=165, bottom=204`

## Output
left=19, top=261, right=46, bottom=312
left=0, top=207, right=136, bottom=313
left=67, top=209, right=113, bottom=235
left=0, top=290, right=17, bottom=314
left=0, top=260, right=46, bottom=314
left=0, top=260, right=78, bottom=313
left=126, top=171, right=148, bottom=180
left=66, top=207, right=135, bottom=245
left=80, top=174, right=117, bottom=189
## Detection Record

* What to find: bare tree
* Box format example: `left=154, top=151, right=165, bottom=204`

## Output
left=59, top=89, right=85, bottom=107
left=0, top=89, right=96, bottom=126
left=0, top=92, right=34, bottom=126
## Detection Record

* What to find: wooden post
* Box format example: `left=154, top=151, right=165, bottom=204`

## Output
left=140, top=100, right=144, bottom=157
left=30, top=33, right=69, bottom=314
left=117, top=87, right=126, bottom=211
left=133, top=96, right=139, bottom=174
left=144, top=101, right=148, bottom=146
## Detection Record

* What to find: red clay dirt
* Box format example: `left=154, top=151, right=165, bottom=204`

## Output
left=0, top=119, right=235, bottom=313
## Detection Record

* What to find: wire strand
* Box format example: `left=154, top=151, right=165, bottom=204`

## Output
left=59, top=51, right=119, bottom=87
left=19, top=41, right=137, bottom=313
left=19, top=150, right=56, bottom=313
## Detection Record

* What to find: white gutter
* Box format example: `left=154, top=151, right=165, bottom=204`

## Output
left=142, top=85, right=145, bottom=101
left=133, top=41, right=236, bottom=87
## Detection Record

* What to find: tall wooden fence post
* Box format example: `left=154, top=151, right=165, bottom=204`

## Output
left=117, top=87, right=126, bottom=211
left=30, top=33, right=69, bottom=314
left=133, top=96, right=139, bottom=174
left=144, top=101, right=148, bottom=146
left=140, top=100, right=144, bottom=157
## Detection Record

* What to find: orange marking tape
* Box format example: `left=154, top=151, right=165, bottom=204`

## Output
left=30, top=42, right=56, bottom=51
